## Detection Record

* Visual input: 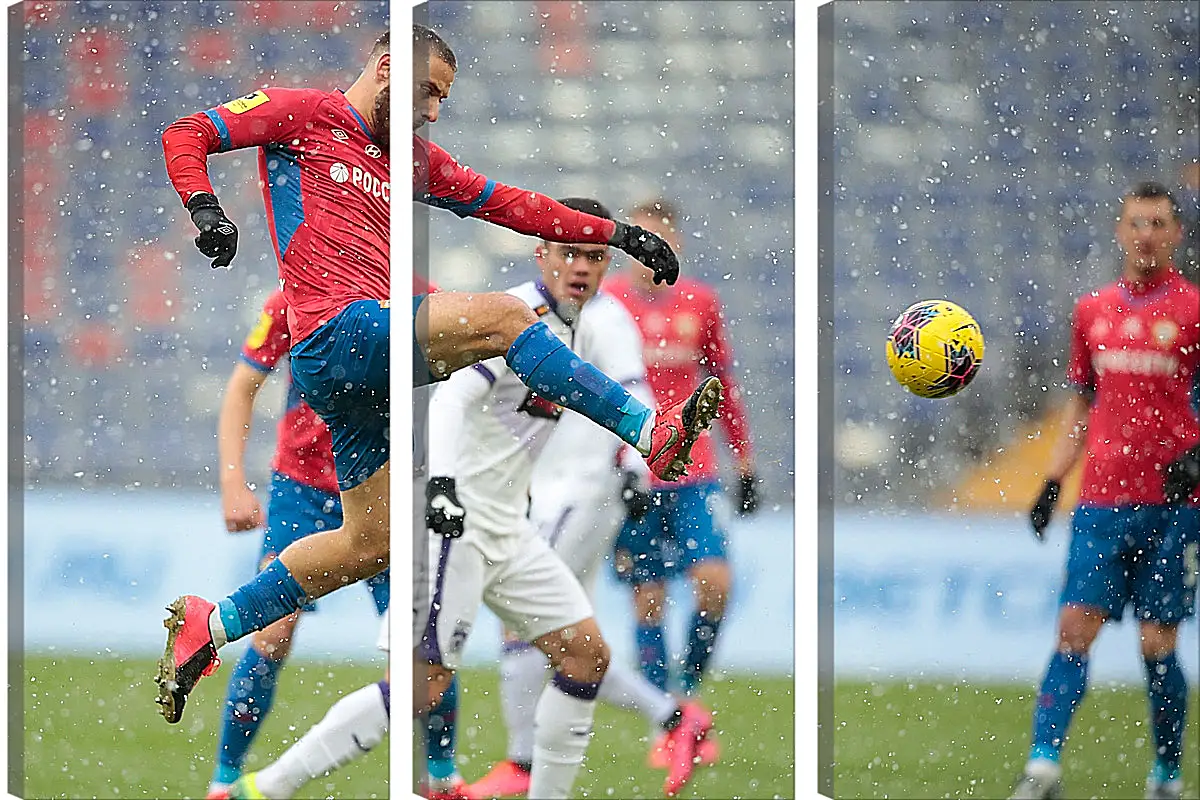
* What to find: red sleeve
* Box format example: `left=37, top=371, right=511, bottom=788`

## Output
left=163, top=88, right=323, bottom=206
left=700, top=288, right=754, bottom=468
left=416, top=138, right=616, bottom=244
left=1065, top=298, right=1095, bottom=394
left=240, top=291, right=291, bottom=372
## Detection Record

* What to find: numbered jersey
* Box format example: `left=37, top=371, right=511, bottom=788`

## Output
left=240, top=289, right=338, bottom=494
left=433, top=282, right=644, bottom=558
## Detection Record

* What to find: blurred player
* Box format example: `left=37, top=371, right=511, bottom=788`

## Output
left=227, top=610, right=392, bottom=800
left=207, top=290, right=388, bottom=799
left=605, top=199, right=760, bottom=732
left=1011, top=181, right=1200, bottom=800
left=438, top=203, right=713, bottom=800
left=419, top=197, right=711, bottom=800
left=156, top=25, right=720, bottom=725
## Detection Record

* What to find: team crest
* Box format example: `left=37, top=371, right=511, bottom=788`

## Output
left=223, top=90, right=270, bottom=114
left=1152, top=320, right=1180, bottom=349
left=674, top=312, right=700, bottom=339
left=1120, top=317, right=1144, bottom=339
left=1088, top=319, right=1111, bottom=341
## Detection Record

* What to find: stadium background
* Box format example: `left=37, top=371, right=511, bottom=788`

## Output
left=826, top=2, right=1200, bottom=798
left=14, top=1, right=796, bottom=798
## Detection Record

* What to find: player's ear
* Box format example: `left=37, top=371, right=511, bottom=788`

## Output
left=535, top=244, right=547, bottom=262
left=376, top=52, right=390, bottom=83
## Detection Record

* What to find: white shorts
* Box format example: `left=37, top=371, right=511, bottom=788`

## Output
left=419, top=529, right=593, bottom=671
left=530, top=473, right=624, bottom=599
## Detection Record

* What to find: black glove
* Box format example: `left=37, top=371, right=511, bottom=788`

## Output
left=609, top=222, right=679, bottom=286
left=738, top=473, right=760, bottom=516
left=1029, top=479, right=1061, bottom=540
left=426, top=476, right=466, bottom=538
left=1164, top=444, right=1200, bottom=505
left=187, top=192, right=239, bottom=269
left=620, top=470, right=653, bottom=520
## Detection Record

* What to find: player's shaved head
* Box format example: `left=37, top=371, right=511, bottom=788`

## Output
left=1125, top=180, right=1182, bottom=222
left=414, top=23, right=456, bottom=71
left=632, top=198, right=682, bottom=230
left=370, top=31, right=389, bottom=60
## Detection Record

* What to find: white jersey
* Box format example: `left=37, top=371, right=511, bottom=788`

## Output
left=426, top=282, right=645, bottom=560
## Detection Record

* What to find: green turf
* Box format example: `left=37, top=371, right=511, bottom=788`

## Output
left=19, top=655, right=795, bottom=800
left=834, top=679, right=1200, bottom=800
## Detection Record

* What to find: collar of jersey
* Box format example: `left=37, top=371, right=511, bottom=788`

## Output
left=1118, top=266, right=1176, bottom=304
left=337, top=90, right=373, bottom=136
left=534, top=280, right=570, bottom=325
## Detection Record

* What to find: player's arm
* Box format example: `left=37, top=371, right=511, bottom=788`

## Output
left=218, top=362, right=270, bottom=532
left=162, top=88, right=321, bottom=268
left=424, top=364, right=495, bottom=537
left=700, top=291, right=760, bottom=515
left=417, top=139, right=679, bottom=284
left=1030, top=303, right=1094, bottom=539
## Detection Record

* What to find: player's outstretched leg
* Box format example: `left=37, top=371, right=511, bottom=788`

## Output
left=228, top=680, right=390, bottom=800
left=156, top=464, right=390, bottom=723
left=208, top=615, right=300, bottom=798
left=417, top=292, right=723, bottom=481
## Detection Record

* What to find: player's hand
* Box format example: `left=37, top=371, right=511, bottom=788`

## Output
left=221, top=483, right=264, bottom=533
left=738, top=473, right=760, bottom=516
left=1030, top=479, right=1061, bottom=540
left=1164, top=444, right=1200, bottom=505
left=187, top=192, right=239, bottom=269
left=620, top=470, right=653, bottom=520
left=426, top=476, right=466, bottom=538
left=609, top=222, right=680, bottom=285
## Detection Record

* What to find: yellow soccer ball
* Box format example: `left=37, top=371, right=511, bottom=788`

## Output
left=885, top=300, right=985, bottom=398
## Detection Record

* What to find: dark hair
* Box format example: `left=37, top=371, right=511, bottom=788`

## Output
left=371, top=31, right=389, bottom=57
left=558, top=197, right=613, bottom=220
left=1127, top=180, right=1182, bottom=221
left=631, top=197, right=682, bottom=228
left=414, top=23, right=456, bottom=71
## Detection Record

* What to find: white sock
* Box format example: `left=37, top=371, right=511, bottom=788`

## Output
left=635, top=410, right=656, bottom=456
left=500, top=642, right=549, bottom=764
left=208, top=608, right=229, bottom=649
left=528, top=677, right=598, bottom=800
left=255, top=682, right=389, bottom=800
left=596, top=663, right=677, bottom=727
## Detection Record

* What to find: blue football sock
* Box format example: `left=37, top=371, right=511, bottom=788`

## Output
left=426, top=675, right=459, bottom=780
left=1030, top=650, right=1089, bottom=762
left=680, top=611, right=723, bottom=696
left=212, top=644, right=285, bottom=784
left=506, top=321, right=652, bottom=447
left=1145, top=652, right=1187, bottom=780
left=218, top=559, right=308, bottom=643
left=636, top=623, right=669, bottom=692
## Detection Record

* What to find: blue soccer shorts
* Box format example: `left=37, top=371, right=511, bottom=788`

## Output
left=613, top=481, right=730, bottom=586
left=1061, top=504, right=1199, bottom=624
left=260, top=471, right=389, bottom=614
left=290, top=299, right=389, bottom=492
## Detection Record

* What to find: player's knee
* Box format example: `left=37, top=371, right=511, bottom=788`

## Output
left=634, top=583, right=666, bottom=623
left=1056, top=606, right=1103, bottom=652
left=1139, top=624, right=1178, bottom=660
left=488, top=292, right=539, bottom=351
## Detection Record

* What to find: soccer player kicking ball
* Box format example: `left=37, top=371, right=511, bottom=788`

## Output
left=227, top=610, right=393, bottom=800
left=156, top=25, right=721, bottom=726
left=207, top=290, right=389, bottom=799
left=605, top=199, right=760, bottom=772
left=1010, top=181, right=1200, bottom=800
left=428, top=200, right=715, bottom=800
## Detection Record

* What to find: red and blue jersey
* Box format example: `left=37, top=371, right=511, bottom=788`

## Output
left=163, top=87, right=389, bottom=343
left=1067, top=267, right=1200, bottom=506
left=241, top=289, right=339, bottom=495
left=412, top=133, right=617, bottom=245
left=604, top=274, right=753, bottom=489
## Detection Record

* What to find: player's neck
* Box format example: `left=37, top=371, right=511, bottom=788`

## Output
left=343, top=78, right=376, bottom=133
left=1120, top=261, right=1173, bottom=292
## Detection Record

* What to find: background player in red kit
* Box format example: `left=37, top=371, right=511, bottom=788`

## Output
left=156, top=26, right=722, bottom=727
left=1010, top=182, right=1200, bottom=800
left=206, top=290, right=389, bottom=799
left=604, top=199, right=760, bottom=774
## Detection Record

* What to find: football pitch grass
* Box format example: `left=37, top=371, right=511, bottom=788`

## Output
left=20, top=654, right=1199, bottom=799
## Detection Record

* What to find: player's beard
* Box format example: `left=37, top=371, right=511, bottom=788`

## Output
left=371, top=85, right=390, bottom=151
